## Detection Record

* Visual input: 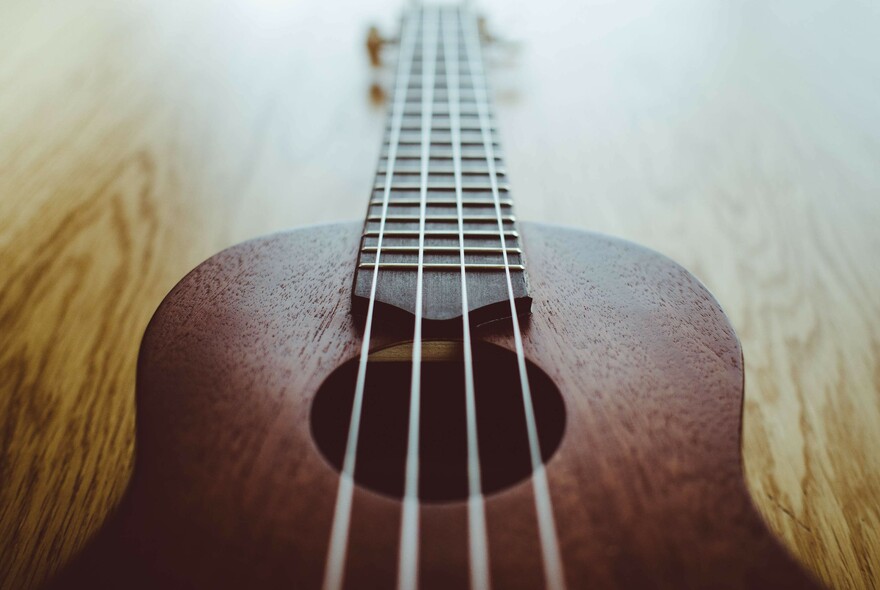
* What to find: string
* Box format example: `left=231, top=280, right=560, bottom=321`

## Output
left=461, top=8, right=568, bottom=590
left=321, top=11, right=420, bottom=590
left=397, top=6, right=439, bottom=590
left=445, top=7, right=490, bottom=590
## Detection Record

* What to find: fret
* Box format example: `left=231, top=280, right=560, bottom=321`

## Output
left=378, top=161, right=504, bottom=174
left=405, top=85, right=485, bottom=94
left=407, top=75, right=488, bottom=90
left=390, top=139, right=499, bottom=148
left=393, top=119, right=494, bottom=128
left=369, top=198, right=513, bottom=207
left=388, top=131, right=497, bottom=145
left=367, top=214, right=515, bottom=223
left=405, top=93, right=488, bottom=103
left=372, top=180, right=510, bottom=191
left=403, top=119, right=492, bottom=130
left=375, top=176, right=509, bottom=187
left=396, top=124, right=496, bottom=133
left=389, top=129, right=494, bottom=140
left=378, top=170, right=507, bottom=179
left=384, top=146, right=502, bottom=159
left=403, top=104, right=490, bottom=116
left=394, top=113, right=493, bottom=122
left=409, top=55, right=470, bottom=64
left=410, top=63, right=473, bottom=70
left=361, top=246, right=521, bottom=254
left=358, top=263, right=525, bottom=271
left=363, top=230, right=519, bottom=238
left=407, top=84, right=485, bottom=93
left=409, top=70, right=475, bottom=79
left=392, top=122, right=495, bottom=131
left=409, top=54, right=470, bottom=63
left=377, top=168, right=507, bottom=177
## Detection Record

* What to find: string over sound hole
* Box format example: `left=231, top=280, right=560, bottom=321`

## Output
left=310, top=340, right=565, bottom=503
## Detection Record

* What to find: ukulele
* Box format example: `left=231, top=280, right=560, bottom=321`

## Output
left=53, top=4, right=823, bottom=589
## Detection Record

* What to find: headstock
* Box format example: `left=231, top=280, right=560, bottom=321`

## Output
left=364, top=11, right=520, bottom=107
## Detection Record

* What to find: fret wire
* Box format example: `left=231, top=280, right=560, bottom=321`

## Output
left=378, top=162, right=505, bottom=173
left=405, top=88, right=487, bottom=94
left=377, top=168, right=507, bottom=176
left=404, top=99, right=491, bottom=107
left=397, top=122, right=495, bottom=128
left=363, top=229, right=518, bottom=237
left=383, top=154, right=503, bottom=162
left=393, top=121, right=493, bottom=127
left=390, top=131, right=496, bottom=138
left=393, top=122, right=495, bottom=129
left=407, top=85, right=487, bottom=92
left=388, top=131, right=497, bottom=141
left=402, top=106, right=490, bottom=114
left=388, top=144, right=499, bottom=150
left=359, top=262, right=525, bottom=271
left=361, top=246, right=521, bottom=253
left=369, top=198, right=513, bottom=206
left=397, top=111, right=491, bottom=116
left=373, top=183, right=510, bottom=192
left=388, top=152, right=503, bottom=160
left=367, top=214, right=515, bottom=222
left=377, top=171, right=506, bottom=176
left=391, top=140, right=500, bottom=147
left=407, top=75, right=484, bottom=83
left=396, top=126, right=496, bottom=134
left=383, top=142, right=500, bottom=150
left=393, top=126, right=491, bottom=131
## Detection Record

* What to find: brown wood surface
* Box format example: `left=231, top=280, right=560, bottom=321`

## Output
left=0, top=0, right=878, bottom=588
left=49, top=222, right=820, bottom=588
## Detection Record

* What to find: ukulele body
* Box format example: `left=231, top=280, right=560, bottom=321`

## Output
left=54, top=221, right=820, bottom=589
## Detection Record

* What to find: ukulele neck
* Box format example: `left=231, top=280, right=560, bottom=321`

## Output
left=352, top=4, right=530, bottom=326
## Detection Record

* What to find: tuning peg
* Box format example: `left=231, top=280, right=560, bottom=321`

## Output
left=476, top=16, right=522, bottom=65
left=477, top=17, right=496, bottom=44
left=478, top=16, right=522, bottom=49
left=366, top=26, right=396, bottom=67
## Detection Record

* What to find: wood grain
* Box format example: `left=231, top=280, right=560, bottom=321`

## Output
left=0, top=0, right=878, bottom=588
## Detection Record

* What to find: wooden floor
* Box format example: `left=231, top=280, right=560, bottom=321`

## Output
left=1, top=0, right=878, bottom=588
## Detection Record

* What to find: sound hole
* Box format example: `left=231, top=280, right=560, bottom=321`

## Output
left=310, top=340, right=566, bottom=503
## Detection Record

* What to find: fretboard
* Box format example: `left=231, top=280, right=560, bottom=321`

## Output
left=352, top=5, right=530, bottom=325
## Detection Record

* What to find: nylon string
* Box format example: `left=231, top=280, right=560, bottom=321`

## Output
left=397, top=7, right=439, bottom=590
left=444, top=7, right=491, bottom=590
